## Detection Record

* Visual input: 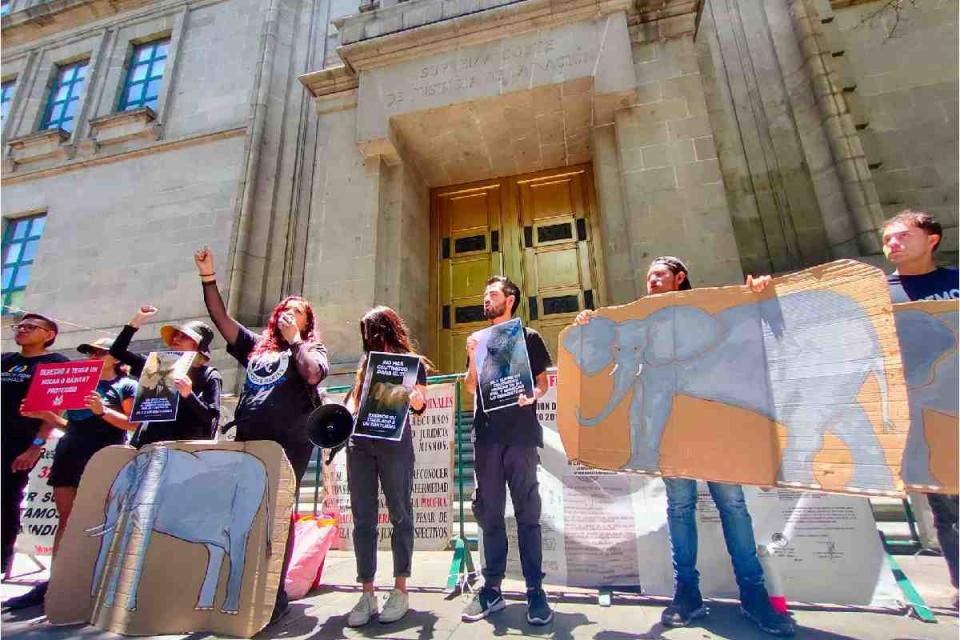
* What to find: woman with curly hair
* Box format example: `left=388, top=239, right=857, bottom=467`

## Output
left=193, top=246, right=328, bottom=622
left=344, top=306, right=429, bottom=627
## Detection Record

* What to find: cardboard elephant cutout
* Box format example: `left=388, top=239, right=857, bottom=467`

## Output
left=895, top=299, right=959, bottom=494
left=46, top=441, right=296, bottom=638
left=557, top=260, right=910, bottom=496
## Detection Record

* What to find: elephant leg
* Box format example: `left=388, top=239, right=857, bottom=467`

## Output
left=901, top=396, right=937, bottom=486
left=222, top=534, right=249, bottom=614
left=196, top=544, right=226, bottom=610
left=831, top=405, right=895, bottom=492
left=628, top=380, right=673, bottom=473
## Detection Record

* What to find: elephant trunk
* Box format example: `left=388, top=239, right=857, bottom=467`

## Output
left=577, top=359, right=642, bottom=426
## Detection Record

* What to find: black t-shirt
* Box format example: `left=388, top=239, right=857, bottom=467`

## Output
left=228, top=326, right=328, bottom=449
left=62, top=375, right=137, bottom=447
left=1, top=351, right=70, bottom=458
left=887, top=267, right=959, bottom=303
left=471, top=326, right=552, bottom=448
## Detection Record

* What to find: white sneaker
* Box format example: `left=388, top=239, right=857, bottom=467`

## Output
left=379, top=588, right=409, bottom=623
left=347, top=591, right=378, bottom=627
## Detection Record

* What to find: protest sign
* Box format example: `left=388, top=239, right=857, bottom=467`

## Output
left=130, top=351, right=196, bottom=423
left=15, top=432, right=62, bottom=557
left=474, top=318, right=533, bottom=412
left=353, top=352, right=421, bottom=442
left=22, top=360, right=103, bottom=412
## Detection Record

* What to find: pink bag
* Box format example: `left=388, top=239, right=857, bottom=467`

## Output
left=284, top=514, right=338, bottom=600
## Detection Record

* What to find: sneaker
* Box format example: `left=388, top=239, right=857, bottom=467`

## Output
left=461, top=586, right=506, bottom=622
left=347, top=591, right=378, bottom=627
left=2, top=581, right=47, bottom=610
left=526, top=587, right=553, bottom=625
left=379, top=589, right=409, bottom=624
left=660, top=582, right=707, bottom=627
left=740, top=585, right=796, bottom=637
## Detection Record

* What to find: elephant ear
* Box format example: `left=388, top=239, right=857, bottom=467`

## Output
left=896, top=310, right=957, bottom=386
left=643, top=305, right=723, bottom=365
left=562, top=316, right=618, bottom=376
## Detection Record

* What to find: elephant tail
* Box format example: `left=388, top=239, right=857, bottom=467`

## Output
left=874, top=361, right=895, bottom=433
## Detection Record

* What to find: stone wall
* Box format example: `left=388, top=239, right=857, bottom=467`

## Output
left=835, top=0, right=958, bottom=257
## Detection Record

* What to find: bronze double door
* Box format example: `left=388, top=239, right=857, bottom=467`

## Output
left=431, top=164, right=605, bottom=374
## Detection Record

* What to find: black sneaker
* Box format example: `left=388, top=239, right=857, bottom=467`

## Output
left=2, top=581, right=47, bottom=610
left=461, top=586, right=506, bottom=622
left=740, top=585, right=796, bottom=637
left=526, top=587, right=553, bottom=625
left=660, top=581, right=707, bottom=627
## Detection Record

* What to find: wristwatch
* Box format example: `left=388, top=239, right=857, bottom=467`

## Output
left=31, top=437, right=45, bottom=447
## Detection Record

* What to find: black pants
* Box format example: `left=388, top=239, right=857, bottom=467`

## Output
left=1, top=457, right=30, bottom=572
left=347, top=437, right=415, bottom=582
left=473, top=443, right=544, bottom=590
left=928, top=493, right=959, bottom=588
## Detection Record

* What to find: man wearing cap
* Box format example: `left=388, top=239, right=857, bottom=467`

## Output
left=4, top=337, right=138, bottom=610
left=1, top=313, right=68, bottom=578
left=109, top=305, right=222, bottom=446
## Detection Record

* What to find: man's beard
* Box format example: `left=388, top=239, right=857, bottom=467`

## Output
left=484, top=302, right=506, bottom=319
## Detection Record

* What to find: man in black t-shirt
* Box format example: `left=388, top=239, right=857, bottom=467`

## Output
left=0, top=313, right=68, bottom=577
left=460, top=276, right=553, bottom=626
left=881, top=210, right=958, bottom=602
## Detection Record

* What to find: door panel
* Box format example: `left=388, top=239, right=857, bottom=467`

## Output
left=432, top=165, right=602, bottom=373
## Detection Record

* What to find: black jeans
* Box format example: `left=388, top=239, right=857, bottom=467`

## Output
left=347, top=437, right=415, bottom=582
left=927, top=493, right=959, bottom=588
left=473, top=443, right=544, bottom=590
left=1, top=458, right=30, bottom=572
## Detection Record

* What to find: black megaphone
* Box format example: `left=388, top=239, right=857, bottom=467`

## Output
left=307, top=403, right=354, bottom=449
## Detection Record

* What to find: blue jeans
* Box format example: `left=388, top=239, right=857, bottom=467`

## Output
left=664, top=478, right=765, bottom=590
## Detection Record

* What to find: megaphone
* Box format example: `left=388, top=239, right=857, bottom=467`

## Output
left=306, top=403, right=354, bottom=449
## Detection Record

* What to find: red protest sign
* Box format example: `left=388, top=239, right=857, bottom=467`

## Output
left=22, top=360, right=104, bottom=412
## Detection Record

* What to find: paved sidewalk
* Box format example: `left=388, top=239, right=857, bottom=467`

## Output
left=2, top=550, right=957, bottom=639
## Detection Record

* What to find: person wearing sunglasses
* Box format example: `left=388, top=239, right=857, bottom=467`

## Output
left=0, top=313, right=68, bottom=579
left=109, top=305, right=222, bottom=447
left=4, top=338, right=137, bottom=610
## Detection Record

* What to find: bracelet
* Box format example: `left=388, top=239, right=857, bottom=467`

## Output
left=201, top=278, right=217, bottom=286
left=32, top=437, right=45, bottom=447
left=199, top=272, right=215, bottom=278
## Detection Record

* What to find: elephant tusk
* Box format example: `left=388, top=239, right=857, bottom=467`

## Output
left=636, top=363, right=643, bottom=377
left=608, top=363, right=619, bottom=377
left=87, top=525, right=116, bottom=538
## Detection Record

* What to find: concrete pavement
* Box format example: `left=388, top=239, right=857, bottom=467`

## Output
left=2, top=550, right=957, bottom=639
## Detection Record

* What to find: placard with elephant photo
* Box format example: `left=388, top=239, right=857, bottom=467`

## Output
left=557, top=260, right=911, bottom=497
left=474, top=317, right=535, bottom=412
left=129, top=350, right=197, bottom=423
left=895, top=299, right=958, bottom=494
left=353, top=351, right=422, bottom=441
left=44, top=441, right=296, bottom=638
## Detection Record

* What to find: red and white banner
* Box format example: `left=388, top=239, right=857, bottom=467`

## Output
left=22, top=360, right=103, bottom=412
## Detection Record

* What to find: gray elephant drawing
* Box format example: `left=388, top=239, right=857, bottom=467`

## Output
left=87, top=447, right=271, bottom=613
left=896, top=308, right=959, bottom=486
left=562, top=290, right=897, bottom=492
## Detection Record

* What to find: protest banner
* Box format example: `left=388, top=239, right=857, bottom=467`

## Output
left=324, top=383, right=455, bottom=550
left=130, top=351, right=196, bottom=422
left=15, top=431, right=62, bottom=558
left=353, top=352, right=421, bottom=442
left=22, top=360, right=103, bottom=412
left=474, top=318, right=534, bottom=412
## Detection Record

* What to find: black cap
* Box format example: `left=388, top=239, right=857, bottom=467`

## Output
left=160, top=320, right=215, bottom=359
left=306, top=404, right=354, bottom=449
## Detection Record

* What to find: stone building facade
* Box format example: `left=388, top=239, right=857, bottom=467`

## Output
left=1, top=0, right=956, bottom=386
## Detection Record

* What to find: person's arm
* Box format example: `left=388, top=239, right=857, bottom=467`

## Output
left=464, top=335, right=478, bottom=395
left=109, top=311, right=152, bottom=376
left=176, top=371, right=222, bottom=437
left=518, top=332, right=551, bottom=407
left=93, top=395, right=138, bottom=432
left=290, top=341, right=329, bottom=386
left=194, top=247, right=243, bottom=346
left=13, top=407, right=66, bottom=471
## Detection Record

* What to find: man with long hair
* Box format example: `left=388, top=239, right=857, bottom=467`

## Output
left=881, top=210, right=958, bottom=604
left=575, top=258, right=794, bottom=637
left=461, top=276, right=553, bottom=626
left=194, top=247, right=329, bottom=623
left=343, top=306, right=428, bottom=626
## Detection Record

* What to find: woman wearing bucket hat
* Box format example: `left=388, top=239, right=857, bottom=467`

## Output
left=109, top=305, right=222, bottom=447
left=5, top=338, right=137, bottom=610
left=193, top=246, right=329, bottom=623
